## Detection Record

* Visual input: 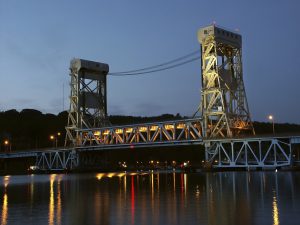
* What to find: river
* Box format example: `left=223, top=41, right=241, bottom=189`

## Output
left=1, top=171, right=300, bottom=225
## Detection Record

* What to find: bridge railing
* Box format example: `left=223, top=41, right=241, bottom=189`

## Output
left=76, top=118, right=203, bottom=147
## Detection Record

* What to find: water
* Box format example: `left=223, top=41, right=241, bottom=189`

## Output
left=1, top=171, right=300, bottom=225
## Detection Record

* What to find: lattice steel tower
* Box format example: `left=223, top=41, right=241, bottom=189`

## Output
left=198, top=25, right=254, bottom=138
left=65, top=58, right=110, bottom=146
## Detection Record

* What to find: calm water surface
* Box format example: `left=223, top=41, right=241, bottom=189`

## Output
left=1, top=171, right=300, bottom=225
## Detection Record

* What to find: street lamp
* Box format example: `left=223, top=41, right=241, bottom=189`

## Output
left=268, top=115, right=275, bottom=135
left=50, top=132, right=61, bottom=148
left=50, top=135, right=55, bottom=148
left=4, top=140, right=11, bottom=152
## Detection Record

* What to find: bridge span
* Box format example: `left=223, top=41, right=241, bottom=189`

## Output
left=0, top=119, right=299, bottom=171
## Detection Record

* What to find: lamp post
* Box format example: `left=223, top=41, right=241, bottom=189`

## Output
left=50, top=135, right=55, bottom=148
left=268, top=115, right=275, bottom=135
left=50, top=132, right=61, bottom=148
left=4, top=140, right=11, bottom=152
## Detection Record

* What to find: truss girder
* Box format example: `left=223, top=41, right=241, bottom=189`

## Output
left=77, top=118, right=203, bottom=147
left=35, top=150, right=78, bottom=171
left=204, top=137, right=292, bottom=168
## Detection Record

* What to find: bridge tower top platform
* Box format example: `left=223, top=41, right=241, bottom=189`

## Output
left=198, top=25, right=242, bottom=48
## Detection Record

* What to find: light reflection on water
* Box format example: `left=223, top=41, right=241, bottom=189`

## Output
left=48, top=174, right=62, bottom=225
left=1, top=176, right=9, bottom=225
left=0, top=171, right=300, bottom=225
left=273, top=190, right=279, bottom=225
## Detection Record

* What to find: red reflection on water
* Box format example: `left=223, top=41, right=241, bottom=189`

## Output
left=131, top=176, right=135, bottom=225
left=180, top=173, right=185, bottom=207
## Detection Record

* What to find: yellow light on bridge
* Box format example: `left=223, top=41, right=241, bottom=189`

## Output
left=176, top=124, right=185, bottom=129
left=50, top=135, right=55, bottom=140
left=164, top=125, right=174, bottom=130
left=115, top=129, right=123, bottom=134
left=126, top=128, right=133, bottom=133
left=150, top=126, right=158, bottom=131
left=139, top=127, right=147, bottom=132
left=4, top=140, right=9, bottom=145
left=103, top=130, right=109, bottom=135
left=94, top=131, right=100, bottom=136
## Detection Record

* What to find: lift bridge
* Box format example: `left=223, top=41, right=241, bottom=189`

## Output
left=1, top=24, right=300, bottom=171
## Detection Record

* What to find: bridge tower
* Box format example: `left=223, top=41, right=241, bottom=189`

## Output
left=198, top=25, right=254, bottom=138
left=65, top=58, right=110, bottom=146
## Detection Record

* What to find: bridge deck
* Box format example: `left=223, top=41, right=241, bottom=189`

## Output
left=0, top=117, right=299, bottom=171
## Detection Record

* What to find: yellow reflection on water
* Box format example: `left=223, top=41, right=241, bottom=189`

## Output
left=272, top=192, right=280, bottom=225
left=3, top=176, right=10, bottom=186
left=96, top=173, right=104, bottom=180
left=49, top=175, right=55, bottom=225
left=195, top=185, right=200, bottom=199
left=48, top=174, right=62, bottom=225
left=1, top=193, right=8, bottom=225
left=184, top=173, right=187, bottom=197
left=124, top=174, right=127, bottom=197
left=107, top=173, right=116, bottom=178
left=1, top=176, right=10, bottom=225
left=56, top=179, right=61, bottom=225
left=30, top=176, right=34, bottom=204
left=173, top=172, right=176, bottom=193
left=151, top=173, right=154, bottom=200
left=96, top=172, right=127, bottom=180
left=117, top=173, right=126, bottom=178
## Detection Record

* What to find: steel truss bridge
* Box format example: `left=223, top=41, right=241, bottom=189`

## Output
left=1, top=24, right=300, bottom=172
left=0, top=120, right=299, bottom=171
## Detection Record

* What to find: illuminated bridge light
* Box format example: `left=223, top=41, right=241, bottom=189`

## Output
left=164, top=124, right=174, bottom=130
left=150, top=126, right=158, bottom=131
left=93, top=131, right=100, bottom=136
left=115, top=129, right=123, bottom=134
left=103, top=130, right=110, bottom=135
left=126, top=128, right=133, bottom=133
left=138, top=127, right=147, bottom=132
left=176, top=124, right=185, bottom=129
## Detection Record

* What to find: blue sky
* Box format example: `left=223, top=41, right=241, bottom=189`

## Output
left=0, top=0, right=299, bottom=123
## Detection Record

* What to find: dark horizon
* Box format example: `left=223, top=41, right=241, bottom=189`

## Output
left=1, top=108, right=300, bottom=125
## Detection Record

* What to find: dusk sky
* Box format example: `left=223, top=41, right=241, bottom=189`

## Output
left=0, top=0, right=299, bottom=123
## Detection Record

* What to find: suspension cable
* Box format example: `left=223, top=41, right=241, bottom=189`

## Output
left=109, top=49, right=200, bottom=76
left=109, top=56, right=200, bottom=76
